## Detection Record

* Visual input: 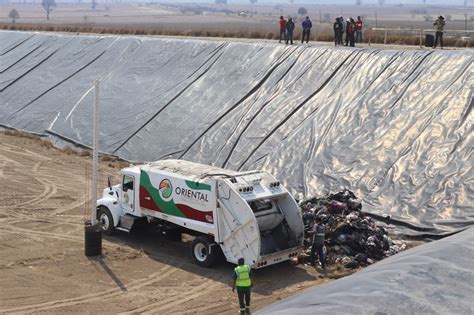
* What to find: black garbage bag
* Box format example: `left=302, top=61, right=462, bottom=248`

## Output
left=347, top=198, right=362, bottom=211
left=345, top=258, right=360, bottom=269
left=354, top=253, right=368, bottom=264
left=328, top=189, right=357, bottom=203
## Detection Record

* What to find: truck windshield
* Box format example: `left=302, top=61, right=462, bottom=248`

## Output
left=248, top=199, right=273, bottom=213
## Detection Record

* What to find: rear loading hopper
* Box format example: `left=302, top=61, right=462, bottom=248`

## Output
left=215, top=170, right=304, bottom=268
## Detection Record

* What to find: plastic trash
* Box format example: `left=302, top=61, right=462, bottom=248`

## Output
left=300, top=189, right=406, bottom=269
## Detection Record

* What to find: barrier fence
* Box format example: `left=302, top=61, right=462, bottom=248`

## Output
left=367, top=27, right=474, bottom=47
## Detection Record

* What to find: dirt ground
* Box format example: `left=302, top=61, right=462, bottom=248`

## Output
left=0, top=131, right=360, bottom=314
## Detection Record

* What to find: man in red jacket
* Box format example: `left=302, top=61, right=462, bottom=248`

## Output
left=279, top=16, right=287, bottom=43
left=349, top=18, right=356, bottom=47
left=355, top=16, right=363, bottom=43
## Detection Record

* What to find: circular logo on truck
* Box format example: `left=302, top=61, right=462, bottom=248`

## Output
left=159, top=179, right=173, bottom=200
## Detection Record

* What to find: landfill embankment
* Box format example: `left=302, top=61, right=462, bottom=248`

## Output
left=1, top=30, right=472, bottom=239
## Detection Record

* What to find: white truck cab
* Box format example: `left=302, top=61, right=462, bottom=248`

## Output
left=97, top=160, right=304, bottom=268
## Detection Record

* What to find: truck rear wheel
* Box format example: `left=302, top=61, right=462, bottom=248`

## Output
left=98, top=207, right=115, bottom=235
left=191, top=236, right=217, bottom=268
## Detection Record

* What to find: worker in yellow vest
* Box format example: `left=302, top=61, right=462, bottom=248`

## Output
left=232, top=258, right=253, bottom=314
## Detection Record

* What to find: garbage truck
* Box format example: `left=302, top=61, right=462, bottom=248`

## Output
left=97, top=159, right=304, bottom=268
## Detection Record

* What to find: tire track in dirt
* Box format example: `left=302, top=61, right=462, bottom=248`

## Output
left=121, top=278, right=215, bottom=315
left=1, top=264, right=182, bottom=314
left=184, top=291, right=233, bottom=314
left=0, top=153, right=22, bottom=178
left=13, top=163, right=58, bottom=208
left=0, top=144, right=86, bottom=222
left=2, top=225, right=85, bottom=243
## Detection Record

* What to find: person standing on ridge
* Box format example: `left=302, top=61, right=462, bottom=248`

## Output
left=345, top=19, right=351, bottom=46
left=307, top=216, right=326, bottom=271
left=286, top=17, right=295, bottom=45
left=232, top=258, right=253, bottom=315
left=340, top=16, right=345, bottom=44
left=334, top=17, right=343, bottom=45
left=355, top=16, right=363, bottom=43
left=279, top=16, right=287, bottom=43
left=301, top=16, right=312, bottom=44
left=433, top=16, right=446, bottom=49
left=349, top=17, right=356, bottom=47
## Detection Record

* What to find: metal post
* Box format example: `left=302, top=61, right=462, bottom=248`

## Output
left=368, top=28, right=372, bottom=46
left=384, top=29, right=387, bottom=45
left=419, top=29, right=423, bottom=48
left=465, top=13, right=468, bottom=37
left=91, top=79, right=100, bottom=225
left=84, top=78, right=102, bottom=257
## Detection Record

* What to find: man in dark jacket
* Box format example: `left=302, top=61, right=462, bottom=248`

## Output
left=334, top=17, right=343, bottom=45
left=286, top=17, right=295, bottom=45
left=345, top=19, right=351, bottom=46
left=340, top=16, right=345, bottom=39
left=279, top=16, right=287, bottom=43
left=301, top=16, right=312, bottom=44
left=433, top=16, right=446, bottom=49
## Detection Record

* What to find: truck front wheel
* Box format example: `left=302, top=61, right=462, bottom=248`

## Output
left=98, top=207, right=115, bottom=235
left=191, top=236, right=217, bottom=268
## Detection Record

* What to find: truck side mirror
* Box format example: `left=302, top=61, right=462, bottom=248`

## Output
left=108, top=176, right=112, bottom=191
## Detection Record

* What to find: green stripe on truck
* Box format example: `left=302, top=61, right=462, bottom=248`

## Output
left=140, top=170, right=185, bottom=218
left=185, top=180, right=211, bottom=191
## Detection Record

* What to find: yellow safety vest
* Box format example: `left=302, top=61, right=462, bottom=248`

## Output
left=235, top=264, right=251, bottom=287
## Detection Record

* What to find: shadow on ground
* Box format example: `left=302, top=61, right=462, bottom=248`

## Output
left=104, top=225, right=316, bottom=296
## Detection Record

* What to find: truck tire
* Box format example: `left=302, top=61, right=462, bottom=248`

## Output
left=98, top=207, right=115, bottom=235
left=191, top=236, right=217, bottom=268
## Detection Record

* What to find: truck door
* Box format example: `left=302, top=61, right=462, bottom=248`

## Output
left=121, top=174, right=135, bottom=213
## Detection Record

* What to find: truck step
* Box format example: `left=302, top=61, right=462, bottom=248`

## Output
left=118, top=214, right=138, bottom=233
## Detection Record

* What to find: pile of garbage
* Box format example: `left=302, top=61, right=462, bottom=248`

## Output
left=300, top=189, right=406, bottom=269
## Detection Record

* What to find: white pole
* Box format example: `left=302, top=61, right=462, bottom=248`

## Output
left=91, top=79, right=100, bottom=225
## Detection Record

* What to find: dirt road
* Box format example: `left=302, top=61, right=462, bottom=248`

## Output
left=0, top=132, right=346, bottom=314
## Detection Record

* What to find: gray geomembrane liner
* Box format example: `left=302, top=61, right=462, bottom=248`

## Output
left=256, top=228, right=474, bottom=314
left=1, top=31, right=473, bottom=237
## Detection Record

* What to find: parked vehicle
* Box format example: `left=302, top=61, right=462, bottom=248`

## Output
left=97, top=160, right=304, bottom=268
